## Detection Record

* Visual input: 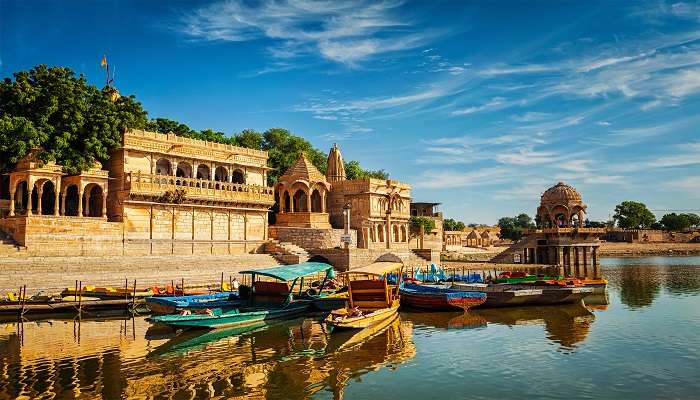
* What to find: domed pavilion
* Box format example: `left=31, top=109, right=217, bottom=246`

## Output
left=501, top=182, right=606, bottom=275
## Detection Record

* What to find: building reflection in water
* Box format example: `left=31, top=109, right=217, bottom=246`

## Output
left=0, top=315, right=416, bottom=399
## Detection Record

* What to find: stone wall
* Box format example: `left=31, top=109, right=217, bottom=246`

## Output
left=308, top=248, right=435, bottom=272
left=0, top=216, right=122, bottom=256
left=269, top=226, right=357, bottom=250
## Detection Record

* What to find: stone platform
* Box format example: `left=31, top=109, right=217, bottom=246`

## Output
left=0, top=254, right=279, bottom=293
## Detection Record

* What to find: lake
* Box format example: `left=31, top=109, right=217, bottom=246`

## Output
left=1, top=256, right=699, bottom=399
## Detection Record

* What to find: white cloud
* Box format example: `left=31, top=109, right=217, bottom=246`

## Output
left=495, top=147, right=559, bottom=166
left=597, top=121, right=611, bottom=126
left=180, top=0, right=433, bottom=65
left=451, top=97, right=505, bottom=116
left=478, top=64, right=556, bottom=76
left=664, top=68, right=700, bottom=97
left=665, top=177, right=700, bottom=197
left=413, top=167, right=511, bottom=189
left=510, top=112, right=550, bottom=122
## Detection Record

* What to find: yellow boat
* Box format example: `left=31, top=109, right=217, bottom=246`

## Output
left=325, top=262, right=403, bottom=330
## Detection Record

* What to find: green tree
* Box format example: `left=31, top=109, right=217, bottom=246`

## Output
left=344, top=160, right=389, bottom=180
left=660, top=213, right=700, bottom=231
left=498, top=217, right=521, bottom=241
left=233, top=129, right=264, bottom=149
left=515, top=213, right=535, bottom=229
left=145, top=117, right=195, bottom=137
left=0, top=65, right=149, bottom=174
left=613, top=201, right=656, bottom=229
left=443, top=218, right=466, bottom=231
left=410, top=216, right=436, bottom=237
left=261, top=128, right=328, bottom=185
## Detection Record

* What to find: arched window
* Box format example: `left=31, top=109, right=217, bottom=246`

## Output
left=176, top=162, right=192, bottom=179
left=401, top=225, right=407, bottom=242
left=196, top=164, right=210, bottom=180
left=214, top=166, right=228, bottom=182
left=370, top=226, right=376, bottom=242
left=86, top=184, right=104, bottom=217
left=393, top=225, right=399, bottom=242
left=293, top=189, right=308, bottom=212
left=231, top=169, right=245, bottom=184
left=156, top=159, right=171, bottom=175
left=377, top=225, right=384, bottom=242
left=311, top=189, right=322, bottom=212
left=14, top=181, right=28, bottom=214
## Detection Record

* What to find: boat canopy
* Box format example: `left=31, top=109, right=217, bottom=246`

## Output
left=341, top=262, right=403, bottom=277
left=239, top=262, right=333, bottom=282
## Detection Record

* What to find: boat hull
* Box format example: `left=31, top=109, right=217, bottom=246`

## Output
left=399, top=285, right=487, bottom=311
left=326, top=301, right=400, bottom=330
left=146, top=292, right=241, bottom=315
left=149, top=302, right=311, bottom=329
left=451, top=283, right=593, bottom=307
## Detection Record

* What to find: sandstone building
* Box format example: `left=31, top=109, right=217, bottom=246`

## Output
left=493, top=182, right=606, bottom=273
left=0, top=129, right=274, bottom=256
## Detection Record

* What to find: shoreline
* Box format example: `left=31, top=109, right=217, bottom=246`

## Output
left=597, top=242, right=700, bottom=257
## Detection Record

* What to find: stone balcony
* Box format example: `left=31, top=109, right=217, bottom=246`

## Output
left=125, top=172, right=275, bottom=205
left=523, top=227, right=607, bottom=235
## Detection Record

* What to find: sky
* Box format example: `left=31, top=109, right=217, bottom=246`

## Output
left=2, top=0, right=700, bottom=224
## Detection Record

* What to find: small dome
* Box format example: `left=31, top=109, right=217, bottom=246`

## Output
left=540, top=182, right=582, bottom=205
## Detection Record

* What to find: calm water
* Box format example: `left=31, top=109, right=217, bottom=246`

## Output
left=1, top=256, right=699, bottom=399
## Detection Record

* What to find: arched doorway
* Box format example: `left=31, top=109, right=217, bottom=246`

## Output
left=64, top=185, right=80, bottom=216
left=393, top=225, right=399, bottom=242
left=176, top=162, right=192, bottom=179
left=311, top=189, right=322, bottom=212
left=231, top=169, right=245, bottom=184
left=214, top=166, right=228, bottom=182
left=86, top=185, right=104, bottom=217
left=293, top=189, right=308, bottom=212
left=156, top=158, right=171, bottom=175
left=284, top=191, right=291, bottom=212
left=196, top=164, right=210, bottom=180
left=14, top=181, right=28, bottom=214
left=308, top=255, right=332, bottom=265
left=401, top=225, right=407, bottom=242
left=377, top=225, right=385, bottom=242
left=40, top=180, right=56, bottom=215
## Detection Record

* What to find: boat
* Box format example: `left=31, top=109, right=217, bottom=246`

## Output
left=61, top=285, right=154, bottom=300
left=149, top=262, right=334, bottom=330
left=497, top=283, right=593, bottom=305
left=312, top=291, right=349, bottom=311
left=325, top=262, right=403, bottom=330
left=451, top=283, right=544, bottom=307
left=146, top=291, right=241, bottom=315
left=580, top=277, right=608, bottom=294
left=399, top=283, right=486, bottom=311
left=494, top=271, right=562, bottom=284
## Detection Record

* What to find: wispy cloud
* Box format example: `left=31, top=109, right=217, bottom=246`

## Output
left=451, top=97, right=505, bottom=116
left=413, top=167, right=511, bottom=189
left=179, top=0, right=435, bottom=66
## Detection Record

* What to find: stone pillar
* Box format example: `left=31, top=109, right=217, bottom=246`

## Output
left=557, top=247, right=564, bottom=267
left=54, top=187, right=60, bottom=216
left=27, top=184, right=34, bottom=216
left=592, top=247, right=598, bottom=266
left=386, top=212, right=392, bottom=249
left=78, top=188, right=84, bottom=217
left=243, top=213, right=248, bottom=241
left=8, top=189, right=15, bottom=216
left=583, top=246, right=589, bottom=269
left=36, top=188, right=43, bottom=215
left=60, top=191, right=66, bottom=216
left=289, top=191, right=294, bottom=213
left=102, top=186, right=108, bottom=219
left=523, top=249, right=528, bottom=264
left=306, top=191, right=311, bottom=213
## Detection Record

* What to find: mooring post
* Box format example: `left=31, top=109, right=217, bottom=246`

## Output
left=221, top=272, right=224, bottom=292
left=131, top=280, right=137, bottom=313
left=77, top=280, right=82, bottom=317
left=124, top=278, right=129, bottom=312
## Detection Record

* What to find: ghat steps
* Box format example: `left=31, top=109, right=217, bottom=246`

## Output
left=263, top=240, right=310, bottom=264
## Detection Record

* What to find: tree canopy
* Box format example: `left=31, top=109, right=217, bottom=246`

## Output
left=660, top=213, right=700, bottom=231
left=409, top=216, right=436, bottom=237
left=613, top=201, right=656, bottom=229
left=498, top=213, right=536, bottom=241
left=0, top=65, right=149, bottom=174
left=0, top=65, right=386, bottom=187
left=443, top=218, right=466, bottom=231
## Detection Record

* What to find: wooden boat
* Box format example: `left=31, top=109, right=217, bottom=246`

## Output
left=495, top=271, right=562, bottom=284
left=312, top=291, right=349, bottom=311
left=61, top=285, right=154, bottom=299
left=580, top=278, right=608, bottom=294
left=503, top=284, right=593, bottom=305
left=399, top=283, right=486, bottom=311
left=149, top=262, right=334, bottom=330
left=451, top=283, right=543, bottom=307
left=325, top=262, right=403, bottom=330
left=146, top=291, right=240, bottom=315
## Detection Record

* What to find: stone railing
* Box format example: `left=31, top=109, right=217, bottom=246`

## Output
left=524, top=227, right=607, bottom=235
left=125, top=172, right=274, bottom=204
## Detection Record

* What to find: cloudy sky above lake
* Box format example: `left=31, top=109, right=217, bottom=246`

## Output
left=2, top=0, right=700, bottom=223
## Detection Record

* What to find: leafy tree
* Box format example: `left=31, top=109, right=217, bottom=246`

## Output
left=515, top=213, right=535, bottom=229
left=233, top=129, right=264, bottom=149
left=585, top=219, right=607, bottom=228
left=443, top=218, right=466, bottom=231
left=498, top=213, right=535, bottom=241
left=613, top=201, right=656, bottom=229
left=259, top=128, right=328, bottom=185
left=410, top=216, right=436, bottom=237
left=344, top=160, right=389, bottom=180
left=0, top=65, right=149, bottom=174
left=660, top=213, right=700, bottom=231
left=145, top=117, right=195, bottom=137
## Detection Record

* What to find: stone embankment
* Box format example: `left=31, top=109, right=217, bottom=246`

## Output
left=598, top=242, right=700, bottom=257
left=0, top=254, right=279, bottom=294
left=441, top=247, right=505, bottom=262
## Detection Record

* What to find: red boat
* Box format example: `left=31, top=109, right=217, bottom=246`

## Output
left=399, top=284, right=487, bottom=311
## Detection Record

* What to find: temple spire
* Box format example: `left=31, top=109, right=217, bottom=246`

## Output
left=326, top=143, right=346, bottom=183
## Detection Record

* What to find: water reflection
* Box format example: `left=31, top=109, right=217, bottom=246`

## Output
left=0, top=315, right=415, bottom=399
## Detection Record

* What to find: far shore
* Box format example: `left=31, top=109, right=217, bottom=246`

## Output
left=598, top=242, right=700, bottom=257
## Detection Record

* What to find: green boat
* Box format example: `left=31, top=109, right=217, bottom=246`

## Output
left=149, top=262, right=334, bottom=330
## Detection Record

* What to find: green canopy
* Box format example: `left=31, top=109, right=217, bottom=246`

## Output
left=239, top=262, right=333, bottom=282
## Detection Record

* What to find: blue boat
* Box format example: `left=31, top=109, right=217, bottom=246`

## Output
left=146, top=292, right=241, bottom=315
left=400, top=283, right=487, bottom=311
left=149, top=262, right=335, bottom=330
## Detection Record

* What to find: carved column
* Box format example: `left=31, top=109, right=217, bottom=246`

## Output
left=102, top=185, right=108, bottom=219
left=386, top=211, right=392, bottom=249
left=77, top=187, right=84, bottom=217
left=557, top=247, right=564, bottom=267
left=36, top=188, right=43, bottom=215
left=60, top=191, right=66, bottom=216
left=84, top=190, right=91, bottom=217
left=582, top=246, right=589, bottom=270
left=27, top=182, right=34, bottom=216
left=54, top=185, right=60, bottom=216
left=306, top=191, right=311, bottom=213
left=243, top=212, right=248, bottom=241
left=592, top=247, right=598, bottom=266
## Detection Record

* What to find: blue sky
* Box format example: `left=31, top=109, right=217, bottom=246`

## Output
left=2, top=0, right=700, bottom=224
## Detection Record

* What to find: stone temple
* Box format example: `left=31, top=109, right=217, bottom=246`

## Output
left=493, top=182, right=606, bottom=275
left=0, top=131, right=436, bottom=270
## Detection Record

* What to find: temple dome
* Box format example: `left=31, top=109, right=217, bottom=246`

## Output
left=540, top=182, right=582, bottom=206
